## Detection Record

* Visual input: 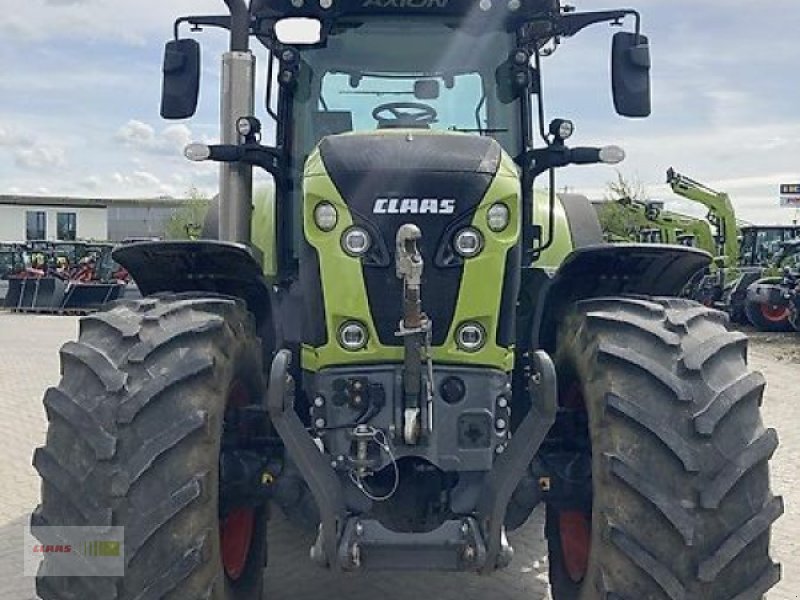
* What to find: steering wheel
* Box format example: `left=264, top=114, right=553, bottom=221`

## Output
left=372, top=102, right=438, bottom=129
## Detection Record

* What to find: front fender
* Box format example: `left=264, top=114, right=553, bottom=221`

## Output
left=532, top=244, right=711, bottom=351
left=113, top=240, right=272, bottom=325
left=746, top=278, right=788, bottom=306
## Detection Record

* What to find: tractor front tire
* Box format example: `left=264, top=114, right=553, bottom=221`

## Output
left=33, top=294, right=268, bottom=600
left=547, top=297, right=782, bottom=600
left=745, top=297, right=792, bottom=332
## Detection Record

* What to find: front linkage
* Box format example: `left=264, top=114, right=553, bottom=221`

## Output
left=267, top=345, right=556, bottom=572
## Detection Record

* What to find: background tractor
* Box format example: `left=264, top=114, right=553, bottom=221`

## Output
left=746, top=239, right=800, bottom=332
left=667, top=169, right=800, bottom=330
left=33, top=2, right=781, bottom=599
left=595, top=195, right=716, bottom=249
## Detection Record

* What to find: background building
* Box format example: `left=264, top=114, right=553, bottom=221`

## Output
left=0, top=195, right=196, bottom=242
left=0, top=196, right=107, bottom=242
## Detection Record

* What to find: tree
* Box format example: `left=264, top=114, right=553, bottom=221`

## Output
left=164, top=187, right=210, bottom=240
left=596, top=171, right=652, bottom=240
left=604, top=169, right=649, bottom=204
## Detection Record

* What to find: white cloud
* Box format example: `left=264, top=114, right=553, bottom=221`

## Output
left=79, top=175, right=101, bottom=190
left=0, top=0, right=220, bottom=44
left=131, top=171, right=162, bottom=187
left=14, top=146, right=67, bottom=170
left=0, top=126, right=29, bottom=148
left=161, top=124, right=193, bottom=151
left=108, top=170, right=184, bottom=197
left=110, top=171, right=148, bottom=187
left=115, top=120, right=193, bottom=157
left=44, top=0, right=92, bottom=5
left=116, top=120, right=155, bottom=144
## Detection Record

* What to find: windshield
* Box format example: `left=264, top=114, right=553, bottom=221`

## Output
left=741, top=228, right=800, bottom=266
left=290, top=18, right=523, bottom=165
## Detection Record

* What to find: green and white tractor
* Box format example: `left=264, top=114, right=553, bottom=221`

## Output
left=595, top=195, right=717, bottom=250
left=33, top=2, right=782, bottom=599
left=668, top=169, right=800, bottom=330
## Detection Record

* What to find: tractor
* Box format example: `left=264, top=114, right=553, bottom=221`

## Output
left=595, top=195, right=716, bottom=250
left=33, top=1, right=782, bottom=599
left=746, top=239, right=800, bottom=333
left=667, top=169, right=800, bottom=330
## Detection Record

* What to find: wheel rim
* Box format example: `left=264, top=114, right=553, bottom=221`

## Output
left=221, top=507, right=256, bottom=580
left=557, top=383, right=592, bottom=583
left=219, top=380, right=256, bottom=582
left=760, top=303, right=790, bottom=323
left=559, top=511, right=591, bottom=583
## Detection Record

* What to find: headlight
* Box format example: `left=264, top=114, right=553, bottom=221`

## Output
left=454, top=228, right=484, bottom=258
left=314, top=202, right=338, bottom=232
left=338, top=321, right=368, bottom=351
left=487, top=203, right=510, bottom=232
left=341, top=227, right=371, bottom=257
left=456, top=322, right=486, bottom=352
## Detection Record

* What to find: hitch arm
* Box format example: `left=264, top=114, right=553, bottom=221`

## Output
left=395, top=225, right=431, bottom=445
left=476, top=351, right=557, bottom=572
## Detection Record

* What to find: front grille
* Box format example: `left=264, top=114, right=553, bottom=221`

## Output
left=320, top=134, right=501, bottom=347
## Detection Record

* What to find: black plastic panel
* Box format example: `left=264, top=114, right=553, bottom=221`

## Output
left=320, top=134, right=501, bottom=346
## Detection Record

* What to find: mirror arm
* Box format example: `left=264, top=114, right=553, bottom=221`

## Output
left=532, top=45, right=549, bottom=145
left=555, top=9, right=641, bottom=38
left=204, top=143, right=286, bottom=178
left=173, top=15, right=232, bottom=41
left=241, top=144, right=285, bottom=175
left=265, top=52, right=279, bottom=122
left=519, top=145, right=568, bottom=265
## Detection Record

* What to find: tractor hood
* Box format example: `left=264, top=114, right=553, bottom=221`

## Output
left=302, top=130, right=521, bottom=367
left=309, top=131, right=504, bottom=176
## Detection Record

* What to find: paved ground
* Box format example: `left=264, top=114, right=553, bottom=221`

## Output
left=0, top=312, right=796, bottom=599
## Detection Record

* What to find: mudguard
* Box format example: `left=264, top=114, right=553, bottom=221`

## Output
left=113, top=241, right=272, bottom=324
left=746, top=278, right=789, bottom=308
left=532, top=244, right=711, bottom=350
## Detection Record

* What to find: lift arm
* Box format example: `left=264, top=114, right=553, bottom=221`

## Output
left=666, top=168, right=739, bottom=266
left=598, top=198, right=715, bottom=252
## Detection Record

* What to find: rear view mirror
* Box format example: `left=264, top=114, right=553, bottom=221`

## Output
left=611, top=32, right=651, bottom=118
left=275, top=17, right=323, bottom=46
left=160, top=39, right=201, bottom=120
left=414, top=80, right=440, bottom=100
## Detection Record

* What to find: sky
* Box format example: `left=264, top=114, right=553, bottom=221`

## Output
left=0, top=0, right=798, bottom=224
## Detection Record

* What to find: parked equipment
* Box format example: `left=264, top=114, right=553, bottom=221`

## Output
left=596, top=196, right=716, bottom=251
left=667, top=169, right=800, bottom=328
left=745, top=240, right=800, bottom=331
left=787, top=267, right=800, bottom=332
left=3, top=241, right=128, bottom=313
left=33, top=3, right=781, bottom=599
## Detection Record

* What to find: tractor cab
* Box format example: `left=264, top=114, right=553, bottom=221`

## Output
left=739, top=225, right=800, bottom=267
left=285, top=18, right=524, bottom=161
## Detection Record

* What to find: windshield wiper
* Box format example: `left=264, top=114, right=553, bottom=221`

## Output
left=339, top=90, right=415, bottom=96
left=448, top=127, right=509, bottom=134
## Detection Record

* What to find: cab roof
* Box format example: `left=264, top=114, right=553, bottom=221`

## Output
left=251, top=0, right=560, bottom=32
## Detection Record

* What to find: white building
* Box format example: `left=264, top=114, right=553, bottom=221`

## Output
left=0, top=195, right=196, bottom=242
left=0, top=196, right=107, bottom=242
